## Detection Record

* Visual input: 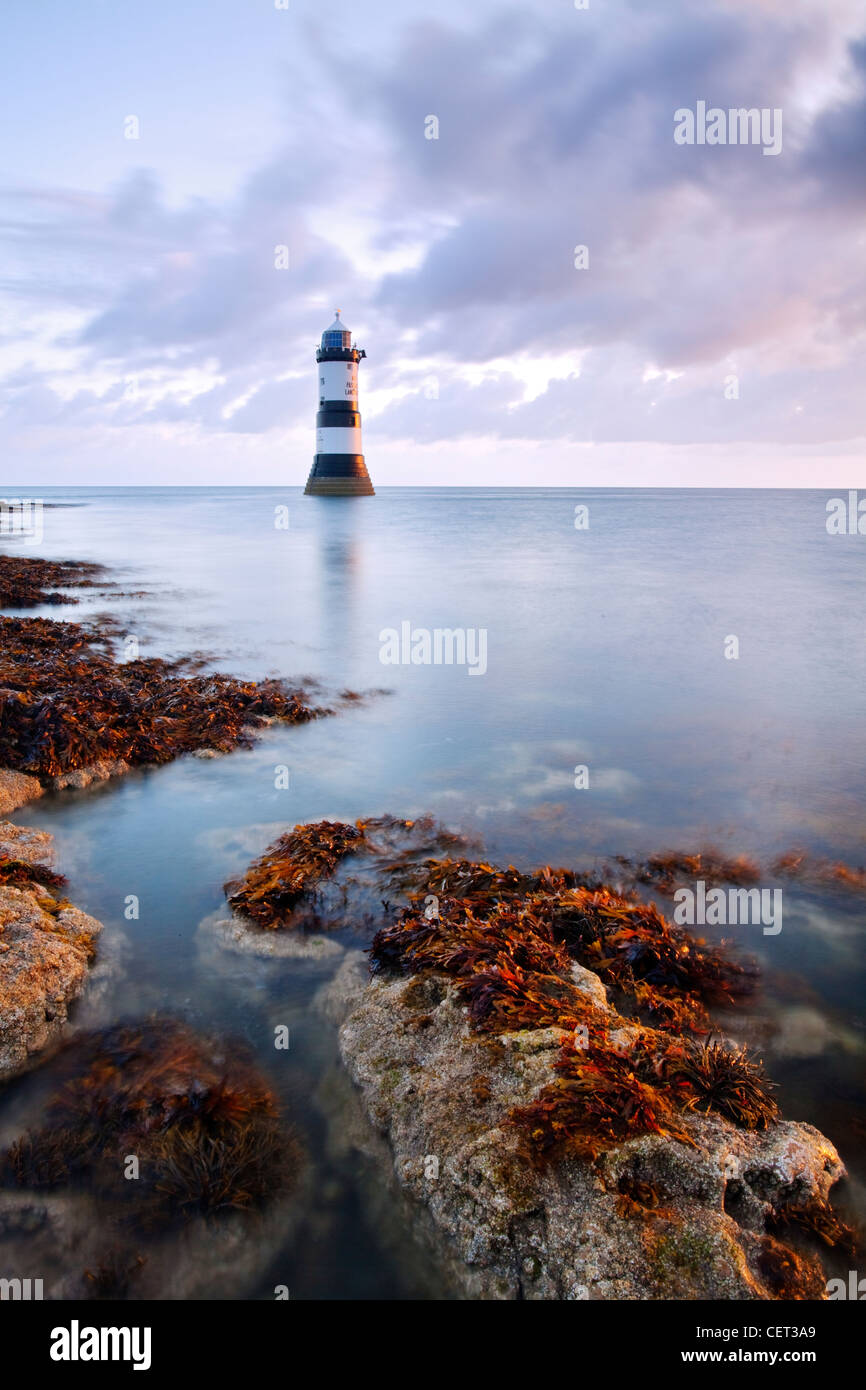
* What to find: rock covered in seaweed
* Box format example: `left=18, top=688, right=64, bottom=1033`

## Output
left=214, top=815, right=464, bottom=953
left=0, top=613, right=328, bottom=782
left=0, top=821, right=103, bottom=1081
left=224, top=819, right=371, bottom=927
left=0, top=555, right=105, bottom=609
left=326, top=953, right=843, bottom=1300
left=290, top=818, right=853, bottom=1300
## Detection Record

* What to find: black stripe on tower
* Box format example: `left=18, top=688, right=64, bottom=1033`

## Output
left=315, top=347, right=366, bottom=363
left=317, top=408, right=361, bottom=427
left=309, top=454, right=368, bottom=478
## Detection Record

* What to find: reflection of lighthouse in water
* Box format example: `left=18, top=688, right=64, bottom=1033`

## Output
left=304, top=311, right=374, bottom=496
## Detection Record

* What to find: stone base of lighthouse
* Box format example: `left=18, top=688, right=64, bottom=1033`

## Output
left=304, top=453, right=374, bottom=496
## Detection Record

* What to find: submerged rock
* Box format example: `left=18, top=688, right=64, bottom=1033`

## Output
left=198, top=908, right=344, bottom=961
left=223, top=814, right=478, bottom=938
left=2, top=1019, right=301, bottom=1222
left=223, top=816, right=423, bottom=930
left=0, top=1185, right=304, bottom=1301
left=0, top=1018, right=306, bottom=1298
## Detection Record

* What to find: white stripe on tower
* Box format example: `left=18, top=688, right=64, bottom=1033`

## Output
left=319, top=360, right=359, bottom=404
left=316, top=427, right=364, bottom=454
left=304, top=310, right=374, bottom=496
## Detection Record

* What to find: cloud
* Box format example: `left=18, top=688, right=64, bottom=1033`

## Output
left=0, top=0, right=864, bottom=477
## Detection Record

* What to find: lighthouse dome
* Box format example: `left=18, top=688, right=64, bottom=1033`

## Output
left=321, top=310, right=352, bottom=351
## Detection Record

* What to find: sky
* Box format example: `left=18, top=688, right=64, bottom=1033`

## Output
left=1, top=0, right=864, bottom=486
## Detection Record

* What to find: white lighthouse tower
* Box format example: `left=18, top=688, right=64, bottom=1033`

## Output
left=304, top=311, right=374, bottom=496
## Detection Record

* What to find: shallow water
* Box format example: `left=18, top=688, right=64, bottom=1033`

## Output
left=3, top=486, right=865, bottom=1296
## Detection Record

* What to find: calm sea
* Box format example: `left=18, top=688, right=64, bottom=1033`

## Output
left=2, top=486, right=864, bottom=1296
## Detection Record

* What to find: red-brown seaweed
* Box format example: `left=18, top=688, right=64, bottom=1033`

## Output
left=670, top=1039, right=780, bottom=1130
left=0, top=614, right=326, bottom=778
left=0, top=554, right=105, bottom=608
left=225, top=819, right=369, bottom=927
left=371, top=863, right=754, bottom=1035
left=0, top=856, right=66, bottom=890
left=612, top=849, right=761, bottom=894
left=2, top=1020, right=300, bottom=1228
left=510, top=1034, right=696, bottom=1162
left=766, top=1197, right=859, bottom=1259
left=225, top=815, right=438, bottom=930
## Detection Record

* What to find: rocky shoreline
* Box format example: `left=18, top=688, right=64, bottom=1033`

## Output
left=0, top=547, right=859, bottom=1300
left=0, top=550, right=337, bottom=1085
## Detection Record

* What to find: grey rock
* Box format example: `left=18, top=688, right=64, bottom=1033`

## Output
left=0, top=770, right=43, bottom=815
left=0, top=826, right=104, bottom=1081
left=50, top=759, right=130, bottom=791
left=198, top=908, right=344, bottom=960
left=0, top=821, right=54, bottom=868
left=322, top=955, right=844, bottom=1300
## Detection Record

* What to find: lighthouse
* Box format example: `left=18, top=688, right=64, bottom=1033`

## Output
left=304, top=311, right=374, bottom=496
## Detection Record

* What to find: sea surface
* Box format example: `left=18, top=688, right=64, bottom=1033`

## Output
left=2, top=486, right=865, bottom=1297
